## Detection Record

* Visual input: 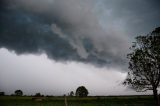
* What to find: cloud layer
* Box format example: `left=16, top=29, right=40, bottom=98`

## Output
left=0, top=0, right=159, bottom=70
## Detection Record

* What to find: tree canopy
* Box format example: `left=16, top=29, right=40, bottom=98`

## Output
left=69, top=91, right=74, bottom=96
left=76, top=86, right=89, bottom=97
left=123, top=27, right=160, bottom=101
left=15, top=90, right=23, bottom=96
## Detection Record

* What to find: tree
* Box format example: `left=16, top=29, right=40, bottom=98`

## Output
left=76, top=86, right=89, bottom=97
left=69, top=91, right=74, bottom=96
left=0, top=92, right=5, bottom=96
left=35, top=93, right=41, bottom=97
left=15, top=90, right=23, bottom=96
left=123, top=27, right=160, bottom=102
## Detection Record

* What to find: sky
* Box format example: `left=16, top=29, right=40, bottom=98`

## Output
left=0, top=0, right=160, bottom=96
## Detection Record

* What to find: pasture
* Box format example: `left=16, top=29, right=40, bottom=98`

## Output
left=0, top=95, right=156, bottom=106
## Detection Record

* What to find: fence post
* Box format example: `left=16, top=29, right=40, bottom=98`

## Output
left=64, top=95, right=68, bottom=106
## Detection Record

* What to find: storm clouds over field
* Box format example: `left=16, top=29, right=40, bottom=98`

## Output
left=0, top=0, right=160, bottom=95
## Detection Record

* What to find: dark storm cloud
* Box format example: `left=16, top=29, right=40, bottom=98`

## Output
left=0, top=7, right=79, bottom=61
left=0, top=0, right=160, bottom=69
left=102, top=0, right=160, bottom=36
left=0, top=2, right=109, bottom=66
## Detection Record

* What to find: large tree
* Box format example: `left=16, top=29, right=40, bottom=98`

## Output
left=76, top=86, right=89, bottom=97
left=15, top=90, right=23, bottom=96
left=123, top=27, right=160, bottom=101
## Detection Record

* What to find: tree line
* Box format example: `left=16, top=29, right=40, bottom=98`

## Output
left=0, top=86, right=89, bottom=97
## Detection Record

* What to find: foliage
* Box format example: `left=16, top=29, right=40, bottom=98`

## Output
left=123, top=27, right=160, bottom=100
left=76, top=86, right=89, bottom=97
left=15, top=90, right=23, bottom=96
left=35, top=93, right=42, bottom=97
left=0, top=92, right=5, bottom=96
left=69, top=91, right=74, bottom=96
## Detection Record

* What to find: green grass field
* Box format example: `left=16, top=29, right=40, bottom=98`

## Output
left=0, top=95, right=156, bottom=106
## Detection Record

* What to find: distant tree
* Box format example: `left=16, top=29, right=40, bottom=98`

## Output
left=76, top=86, right=88, bottom=97
left=15, top=90, right=23, bottom=96
left=69, top=91, right=74, bottom=96
left=0, top=92, right=5, bottom=96
left=123, top=27, right=160, bottom=102
left=11, top=94, right=15, bottom=96
left=35, top=93, right=41, bottom=97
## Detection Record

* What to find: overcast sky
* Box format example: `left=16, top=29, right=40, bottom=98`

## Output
left=0, top=0, right=159, bottom=96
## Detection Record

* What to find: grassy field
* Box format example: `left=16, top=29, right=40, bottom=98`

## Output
left=0, top=95, right=156, bottom=106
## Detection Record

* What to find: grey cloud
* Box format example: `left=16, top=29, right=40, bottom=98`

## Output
left=0, top=5, right=108, bottom=67
left=0, top=0, right=159, bottom=70
left=0, top=8, right=78, bottom=61
left=101, top=0, right=160, bottom=36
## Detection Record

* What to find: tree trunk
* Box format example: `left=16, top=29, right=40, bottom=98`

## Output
left=153, top=88, right=158, bottom=100
left=153, top=87, right=158, bottom=105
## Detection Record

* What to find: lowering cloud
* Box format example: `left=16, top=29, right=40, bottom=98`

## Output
left=0, top=0, right=159, bottom=70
